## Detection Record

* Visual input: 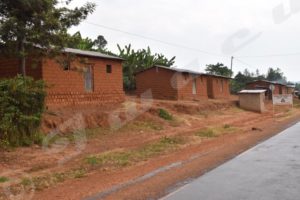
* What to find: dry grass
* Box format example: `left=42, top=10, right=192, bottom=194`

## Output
left=123, top=121, right=163, bottom=132
left=86, top=136, right=185, bottom=168
left=196, top=125, right=239, bottom=138
left=19, top=168, right=88, bottom=191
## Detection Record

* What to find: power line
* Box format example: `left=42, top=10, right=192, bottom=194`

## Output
left=235, top=58, right=256, bottom=69
left=84, top=21, right=228, bottom=58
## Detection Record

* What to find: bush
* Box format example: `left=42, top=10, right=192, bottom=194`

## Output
left=223, top=124, right=231, bottom=129
left=0, top=75, right=46, bottom=147
left=158, top=109, right=173, bottom=121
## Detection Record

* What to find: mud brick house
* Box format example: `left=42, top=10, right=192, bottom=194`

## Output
left=135, top=65, right=231, bottom=101
left=206, top=75, right=231, bottom=99
left=287, top=85, right=296, bottom=95
left=0, top=48, right=125, bottom=106
left=246, top=80, right=290, bottom=100
left=238, top=90, right=266, bottom=113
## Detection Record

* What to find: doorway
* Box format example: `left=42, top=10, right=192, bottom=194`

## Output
left=84, top=65, right=93, bottom=92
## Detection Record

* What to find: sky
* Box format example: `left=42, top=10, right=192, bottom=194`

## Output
left=68, top=0, right=300, bottom=82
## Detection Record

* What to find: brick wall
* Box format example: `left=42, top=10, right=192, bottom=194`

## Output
left=0, top=55, right=125, bottom=106
left=42, top=56, right=125, bottom=106
left=207, top=76, right=230, bottom=99
left=136, top=67, right=209, bottom=101
left=176, top=73, right=208, bottom=100
left=136, top=67, right=178, bottom=100
left=239, top=93, right=265, bottom=113
left=246, top=81, right=281, bottom=95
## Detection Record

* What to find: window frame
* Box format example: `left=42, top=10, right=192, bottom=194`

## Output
left=106, top=64, right=112, bottom=74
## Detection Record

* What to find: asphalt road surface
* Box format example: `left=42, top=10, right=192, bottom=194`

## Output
left=162, top=122, right=300, bottom=200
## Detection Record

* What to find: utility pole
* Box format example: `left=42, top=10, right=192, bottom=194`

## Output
left=230, top=56, right=234, bottom=77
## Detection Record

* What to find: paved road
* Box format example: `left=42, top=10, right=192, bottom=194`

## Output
left=162, top=122, right=300, bottom=200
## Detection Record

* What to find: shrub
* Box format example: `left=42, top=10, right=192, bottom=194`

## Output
left=0, top=176, right=9, bottom=183
left=223, top=124, right=231, bottom=129
left=0, top=75, right=46, bottom=147
left=158, top=109, right=173, bottom=121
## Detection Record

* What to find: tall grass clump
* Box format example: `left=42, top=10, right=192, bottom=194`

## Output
left=0, top=75, right=46, bottom=147
left=158, top=109, right=173, bottom=121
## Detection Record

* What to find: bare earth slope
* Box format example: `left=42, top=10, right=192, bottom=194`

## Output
left=1, top=97, right=300, bottom=200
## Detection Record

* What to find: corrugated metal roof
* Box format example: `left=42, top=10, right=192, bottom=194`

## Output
left=63, top=48, right=124, bottom=61
left=248, top=80, right=287, bottom=86
left=154, top=65, right=203, bottom=75
left=136, top=65, right=232, bottom=79
left=287, top=85, right=296, bottom=88
left=239, top=90, right=266, bottom=94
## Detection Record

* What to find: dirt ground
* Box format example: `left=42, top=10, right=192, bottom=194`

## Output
left=1, top=96, right=300, bottom=200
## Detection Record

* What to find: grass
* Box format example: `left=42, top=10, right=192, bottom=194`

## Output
left=195, top=129, right=216, bottom=138
left=86, top=136, right=185, bottom=168
left=123, top=121, right=163, bottom=132
left=223, top=124, right=231, bottom=129
left=158, top=109, right=173, bottom=121
left=20, top=178, right=32, bottom=186
left=19, top=167, right=87, bottom=191
left=0, top=176, right=9, bottom=183
left=0, top=136, right=184, bottom=192
left=229, top=106, right=245, bottom=113
left=196, top=125, right=238, bottom=138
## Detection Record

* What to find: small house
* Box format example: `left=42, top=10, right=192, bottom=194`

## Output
left=238, top=90, right=266, bottom=113
left=135, top=65, right=231, bottom=101
left=0, top=48, right=125, bottom=106
left=246, top=80, right=288, bottom=99
left=207, top=75, right=231, bottom=99
left=287, top=85, right=296, bottom=95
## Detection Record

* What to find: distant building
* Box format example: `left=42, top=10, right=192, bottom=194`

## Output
left=287, top=85, right=296, bottom=95
left=135, top=65, right=231, bottom=101
left=0, top=48, right=125, bottom=106
left=246, top=80, right=290, bottom=100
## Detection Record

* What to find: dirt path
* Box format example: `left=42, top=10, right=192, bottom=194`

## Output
left=33, top=111, right=300, bottom=200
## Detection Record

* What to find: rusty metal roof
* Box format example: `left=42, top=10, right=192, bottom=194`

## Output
left=135, top=65, right=232, bottom=79
left=63, top=48, right=124, bottom=61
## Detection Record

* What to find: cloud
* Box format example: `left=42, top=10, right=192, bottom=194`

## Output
left=69, top=0, right=300, bottom=82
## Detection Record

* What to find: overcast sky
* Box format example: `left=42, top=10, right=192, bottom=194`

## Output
left=68, top=0, right=300, bottom=82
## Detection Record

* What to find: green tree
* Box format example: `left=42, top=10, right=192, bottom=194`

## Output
left=93, top=35, right=108, bottom=51
left=66, top=32, right=108, bottom=51
left=205, top=63, right=233, bottom=77
left=0, top=0, right=96, bottom=76
left=230, top=68, right=266, bottom=94
left=66, top=32, right=95, bottom=50
left=266, top=68, right=286, bottom=83
left=296, top=83, right=300, bottom=91
left=118, top=44, right=176, bottom=90
left=65, top=31, right=115, bottom=56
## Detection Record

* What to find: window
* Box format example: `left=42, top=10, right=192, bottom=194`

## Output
left=106, top=65, right=112, bottom=73
left=63, top=61, right=71, bottom=71
left=192, top=79, right=197, bottom=95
